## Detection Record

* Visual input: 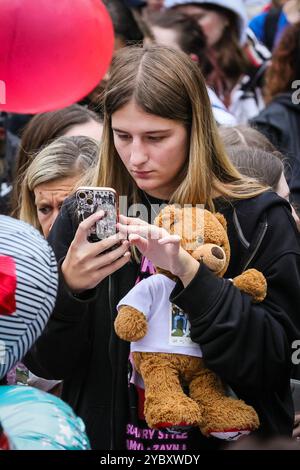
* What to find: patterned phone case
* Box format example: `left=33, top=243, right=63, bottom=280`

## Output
left=76, top=187, right=118, bottom=243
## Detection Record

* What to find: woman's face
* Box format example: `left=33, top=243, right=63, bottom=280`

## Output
left=111, top=99, right=188, bottom=200
left=174, top=5, right=229, bottom=46
left=34, top=176, right=78, bottom=237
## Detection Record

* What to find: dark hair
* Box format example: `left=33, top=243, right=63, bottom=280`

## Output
left=11, top=104, right=101, bottom=218
left=226, top=146, right=284, bottom=189
left=265, top=22, right=300, bottom=102
left=271, top=0, right=284, bottom=7
left=146, top=10, right=213, bottom=76
left=102, top=0, right=145, bottom=44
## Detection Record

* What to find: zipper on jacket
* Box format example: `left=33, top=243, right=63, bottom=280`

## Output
left=243, top=219, right=268, bottom=271
left=108, top=274, right=117, bottom=450
left=233, top=209, right=250, bottom=249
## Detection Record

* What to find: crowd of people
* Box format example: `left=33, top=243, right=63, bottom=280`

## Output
left=1, top=0, right=300, bottom=451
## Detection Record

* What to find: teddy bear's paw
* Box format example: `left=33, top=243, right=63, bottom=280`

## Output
left=114, top=306, right=148, bottom=341
left=145, top=395, right=202, bottom=429
left=199, top=398, right=259, bottom=440
left=233, top=269, right=267, bottom=303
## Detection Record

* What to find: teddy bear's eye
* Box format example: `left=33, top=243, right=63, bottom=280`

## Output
left=196, top=236, right=203, bottom=244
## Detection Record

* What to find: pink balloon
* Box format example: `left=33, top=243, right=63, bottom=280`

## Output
left=0, top=0, right=114, bottom=113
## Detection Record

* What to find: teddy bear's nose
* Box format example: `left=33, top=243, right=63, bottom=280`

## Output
left=211, top=247, right=224, bottom=260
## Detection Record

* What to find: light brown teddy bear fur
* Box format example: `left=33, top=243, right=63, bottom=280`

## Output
left=115, top=206, right=266, bottom=436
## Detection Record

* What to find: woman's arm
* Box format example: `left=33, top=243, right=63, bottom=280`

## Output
left=25, top=199, right=131, bottom=379
left=169, top=205, right=300, bottom=392
left=170, top=253, right=300, bottom=392
left=24, top=201, right=95, bottom=378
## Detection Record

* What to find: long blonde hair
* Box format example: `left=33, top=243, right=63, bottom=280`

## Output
left=83, top=45, right=266, bottom=210
left=20, top=136, right=99, bottom=232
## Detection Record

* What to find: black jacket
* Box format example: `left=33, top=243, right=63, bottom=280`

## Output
left=251, top=92, right=300, bottom=211
left=25, top=191, right=300, bottom=450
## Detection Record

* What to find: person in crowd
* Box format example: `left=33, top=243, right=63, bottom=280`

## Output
left=25, top=45, right=300, bottom=450
left=219, top=123, right=281, bottom=150
left=10, top=104, right=102, bottom=219
left=19, top=136, right=99, bottom=238
left=10, top=136, right=98, bottom=395
left=103, top=0, right=145, bottom=49
left=226, top=146, right=285, bottom=190
left=219, top=125, right=300, bottom=227
left=219, top=126, right=300, bottom=437
left=145, top=9, right=237, bottom=125
left=164, top=0, right=269, bottom=123
left=249, top=0, right=300, bottom=50
left=146, top=9, right=211, bottom=71
left=0, top=112, right=30, bottom=215
left=251, top=22, right=300, bottom=215
left=226, top=146, right=300, bottom=229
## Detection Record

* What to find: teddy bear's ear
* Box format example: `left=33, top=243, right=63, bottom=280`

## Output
left=154, top=204, right=182, bottom=231
left=214, top=213, right=227, bottom=231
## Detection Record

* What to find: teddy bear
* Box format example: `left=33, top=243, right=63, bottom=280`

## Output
left=114, top=205, right=267, bottom=439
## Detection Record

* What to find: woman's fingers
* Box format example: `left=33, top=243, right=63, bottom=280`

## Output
left=89, top=232, right=127, bottom=256
left=63, top=238, right=131, bottom=292
left=128, top=234, right=149, bottom=252
left=96, top=251, right=131, bottom=279
left=73, top=210, right=105, bottom=245
left=94, top=240, right=131, bottom=269
left=87, top=248, right=132, bottom=289
left=119, top=214, right=148, bottom=226
left=158, top=235, right=181, bottom=245
left=117, top=222, right=163, bottom=240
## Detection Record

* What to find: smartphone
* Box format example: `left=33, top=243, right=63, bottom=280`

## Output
left=75, top=187, right=118, bottom=243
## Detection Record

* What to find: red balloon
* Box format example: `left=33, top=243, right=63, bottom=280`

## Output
left=0, top=0, right=114, bottom=113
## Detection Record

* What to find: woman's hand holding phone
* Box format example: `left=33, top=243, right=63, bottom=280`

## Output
left=62, top=211, right=130, bottom=293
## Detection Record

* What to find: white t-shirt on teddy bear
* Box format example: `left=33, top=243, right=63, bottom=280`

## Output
left=117, top=274, right=202, bottom=357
